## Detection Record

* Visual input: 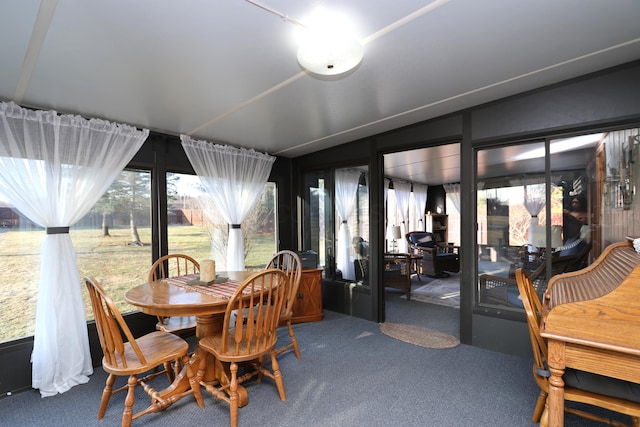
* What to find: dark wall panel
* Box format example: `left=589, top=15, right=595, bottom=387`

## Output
left=296, top=138, right=372, bottom=171
left=472, top=314, right=531, bottom=359
left=376, top=114, right=463, bottom=151
left=471, top=61, right=640, bottom=141
left=0, top=339, right=32, bottom=395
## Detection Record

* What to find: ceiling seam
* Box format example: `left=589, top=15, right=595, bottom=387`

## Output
left=186, top=0, right=451, bottom=139
left=275, top=37, right=640, bottom=156
left=13, top=0, right=58, bottom=103
left=186, top=73, right=306, bottom=136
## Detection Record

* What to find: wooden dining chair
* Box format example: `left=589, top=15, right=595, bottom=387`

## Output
left=515, top=269, right=640, bottom=427
left=148, top=254, right=200, bottom=336
left=85, top=276, right=203, bottom=427
left=197, top=268, right=289, bottom=427
left=267, top=250, right=303, bottom=359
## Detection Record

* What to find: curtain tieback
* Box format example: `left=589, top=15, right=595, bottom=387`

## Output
left=230, top=224, right=241, bottom=229
left=46, top=227, right=70, bottom=234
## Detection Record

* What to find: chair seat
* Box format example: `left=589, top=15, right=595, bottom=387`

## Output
left=199, top=333, right=277, bottom=364
left=102, top=331, right=189, bottom=375
left=156, top=316, right=197, bottom=334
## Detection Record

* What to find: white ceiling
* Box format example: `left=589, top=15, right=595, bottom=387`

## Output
left=1, top=0, right=640, bottom=183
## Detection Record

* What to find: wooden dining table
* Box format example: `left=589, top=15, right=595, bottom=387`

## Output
left=125, top=270, right=254, bottom=406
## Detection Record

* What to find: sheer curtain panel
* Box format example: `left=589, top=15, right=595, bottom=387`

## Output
left=394, top=182, right=412, bottom=253
left=180, top=135, right=275, bottom=271
left=335, top=169, right=361, bottom=280
left=0, top=102, right=148, bottom=397
left=443, top=183, right=461, bottom=212
left=510, top=177, right=546, bottom=246
left=413, top=183, right=428, bottom=231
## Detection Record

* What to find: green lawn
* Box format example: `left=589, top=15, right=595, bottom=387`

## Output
left=0, top=225, right=275, bottom=343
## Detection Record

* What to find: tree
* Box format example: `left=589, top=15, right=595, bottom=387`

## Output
left=122, top=171, right=150, bottom=245
left=92, top=178, right=129, bottom=236
left=91, top=170, right=151, bottom=244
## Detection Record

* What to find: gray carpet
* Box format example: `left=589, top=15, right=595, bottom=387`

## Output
left=0, top=292, right=632, bottom=426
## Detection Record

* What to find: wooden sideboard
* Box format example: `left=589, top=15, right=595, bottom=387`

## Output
left=290, top=268, right=324, bottom=323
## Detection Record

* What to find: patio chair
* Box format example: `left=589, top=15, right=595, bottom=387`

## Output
left=406, top=231, right=460, bottom=278
left=197, top=269, right=289, bottom=427
left=267, top=250, right=303, bottom=359
left=479, top=240, right=592, bottom=307
left=148, top=254, right=200, bottom=336
left=85, top=276, right=202, bottom=427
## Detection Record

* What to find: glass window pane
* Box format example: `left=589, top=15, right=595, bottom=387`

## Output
left=0, top=208, right=40, bottom=342
left=76, top=169, right=153, bottom=319
left=302, top=170, right=333, bottom=278
left=0, top=169, right=153, bottom=343
left=445, top=193, right=460, bottom=246
left=335, top=167, right=369, bottom=282
left=476, top=142, right=547, bottom=310
left=476, top=137, right=604, bottom=311
left=167, top=172, right=277, bottom=272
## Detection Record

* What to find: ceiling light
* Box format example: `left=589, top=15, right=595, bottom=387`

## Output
left=296, top=10, right=363, bottom=76
left=297, top=33, right=363, bottom=75
left=244, top=1, right=363, bottom=76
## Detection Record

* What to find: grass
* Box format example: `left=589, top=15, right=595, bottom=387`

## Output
left=0, top=225, right=276, bottom=343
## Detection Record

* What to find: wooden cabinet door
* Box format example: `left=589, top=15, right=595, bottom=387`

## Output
left=291, top=268, right=324, bottom=323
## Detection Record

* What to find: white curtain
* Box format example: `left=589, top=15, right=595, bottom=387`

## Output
left=181, top=135, right=275, bottom=271
left=394, top=182, right=412, bottom=253
left=443, top=183, right=460, bottom=213
left=0, top=102, right=148, bottom=397
left=510, top=177, right=546, bottom=246
left=413, top=183, right=428, bottom=231
left=384, top=177, right=391, bottom=205
left=335, top=169, right=361, bottom=280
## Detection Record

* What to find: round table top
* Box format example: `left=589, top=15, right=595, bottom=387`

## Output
left=125, top=270, right=253, bottom=317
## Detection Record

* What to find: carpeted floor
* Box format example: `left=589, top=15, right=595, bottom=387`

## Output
left=401, top=273, right=460, bottom=308
left=1, top=304, right=631, bottom=426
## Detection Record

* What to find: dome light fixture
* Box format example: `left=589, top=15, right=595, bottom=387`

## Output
left=244, top=1, right=363, bottom=76
left=296, top=10, right=363, bottom=76
left=297, top=30, right=363, bottom=75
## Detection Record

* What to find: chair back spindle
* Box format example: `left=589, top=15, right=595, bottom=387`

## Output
left=221, top=269, right=288, bottom=357
left=148, top=253, right=200, bottom=283
left=266, top=250, right=302, bottom=321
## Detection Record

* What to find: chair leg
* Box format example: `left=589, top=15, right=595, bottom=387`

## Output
left=164, top=361, right=175, bottom=382
left=287, top=321, right=301, bottom=359
left=122, top=375, right=137, bottom=427
left=540, top=399, right=550, bottom=427
left=532, top=391, right=547, bottom=422
left=98, top=373, right=116, bottom=419
left=229, top=362, right=239, bottom=427
left=185, top=355, right=204, bottom=408
left=270, top=352, right=286, bottom=401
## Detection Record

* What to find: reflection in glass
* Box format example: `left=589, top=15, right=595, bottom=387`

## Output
left=476, top=134, right=605, bottom=311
